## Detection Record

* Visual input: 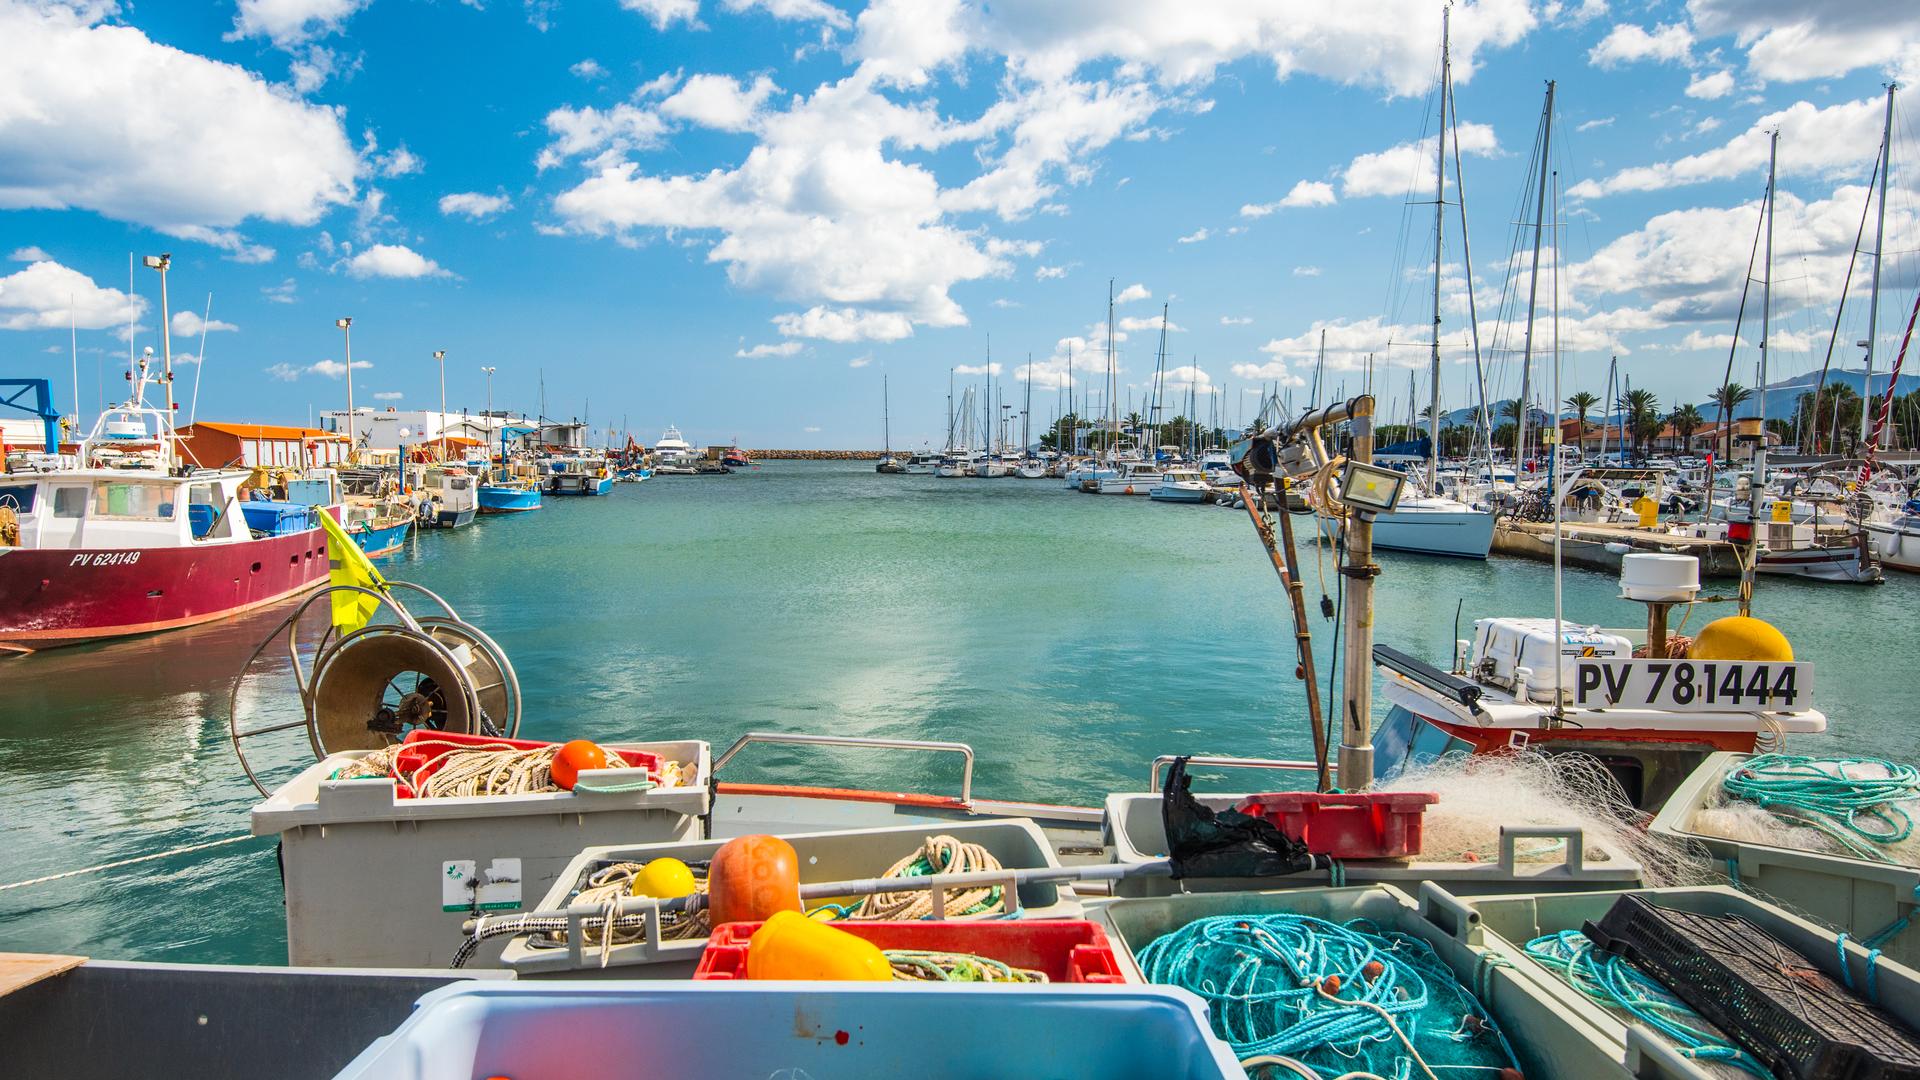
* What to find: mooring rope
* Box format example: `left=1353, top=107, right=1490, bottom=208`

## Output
left=0, top=834, right=257, bottom=892
left=1723, top=753, right=1920, bottom=861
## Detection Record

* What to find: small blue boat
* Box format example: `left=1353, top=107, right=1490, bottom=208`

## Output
left=547, top=456, right=616, bottom=496
left=477, top=483, right=542, bottom=513
left=349, top=517, right=411, bottom=558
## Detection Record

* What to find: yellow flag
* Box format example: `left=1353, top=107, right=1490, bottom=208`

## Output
left=316, top=509, right=388, bottom=633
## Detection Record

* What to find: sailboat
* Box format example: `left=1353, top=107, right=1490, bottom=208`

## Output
left=876, top=375, right=905, bottom=474
left=1321, top=11, right=1494, bottom=559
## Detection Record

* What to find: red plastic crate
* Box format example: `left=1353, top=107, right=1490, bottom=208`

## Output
left=1233, top=791, right=1438, bottom=859
left=694, top=920, right=1127, bottom=984
left=387, top=730, right=661, bottom=798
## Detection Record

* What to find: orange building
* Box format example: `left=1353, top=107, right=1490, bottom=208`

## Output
left=177, top=422, right=350, bottom=470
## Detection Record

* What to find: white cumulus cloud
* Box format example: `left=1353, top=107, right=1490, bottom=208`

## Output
left=344, top=244, right=450, bottom=279
left=0, top=258, right=146, bottom=331
left=1685, top=70, right=1734, bottom=100
left=439, top=192, right=514, bottom=220
left=1587, top=22, right=1692, bottom=68
left=660, top=73, right=779, bottom=132
left=737, top=340, right=805, bottom=358
left=172, top=311, right=237, bottom=336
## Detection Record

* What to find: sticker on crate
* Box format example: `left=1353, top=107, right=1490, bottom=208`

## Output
left=443, top=858, right=523, bottom=912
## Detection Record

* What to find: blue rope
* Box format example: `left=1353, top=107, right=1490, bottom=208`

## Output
left=1136, top=913, right=1517, bottom=1078
left=1524, top=931, right=1769, bottom=1077
left=1862, top=885, right=1920, bottom=950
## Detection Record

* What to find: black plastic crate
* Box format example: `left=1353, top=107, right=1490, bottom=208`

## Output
left=1585, top=894, right=1920, bottom=1080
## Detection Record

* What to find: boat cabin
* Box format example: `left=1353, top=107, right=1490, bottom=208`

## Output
left=0, top=469, right=268, bottom=551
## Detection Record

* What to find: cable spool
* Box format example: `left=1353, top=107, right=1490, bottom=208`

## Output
left=229, top=581, right=522, bottom=796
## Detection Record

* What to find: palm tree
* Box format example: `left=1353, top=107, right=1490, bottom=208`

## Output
left=1669, top=404, right=1704, bottom=454
left=1617, top=389, right=1659, bottom=459
left=1565, top=391, right=1599, bottom=454
left=1497, top=399, right=1524, bottom=454
left=1708, top=383, right=1750, bottom=463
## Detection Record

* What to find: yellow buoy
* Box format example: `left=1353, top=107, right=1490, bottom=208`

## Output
left=629, top=857, right=698, bottom=899
left=1690, top=616, right=1793, bottom=662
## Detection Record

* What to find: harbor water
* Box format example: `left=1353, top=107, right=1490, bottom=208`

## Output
left=0, top=460, right=1908, bottom=965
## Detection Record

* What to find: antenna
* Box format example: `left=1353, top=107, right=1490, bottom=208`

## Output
left=190, top=293, right=211, bottom=426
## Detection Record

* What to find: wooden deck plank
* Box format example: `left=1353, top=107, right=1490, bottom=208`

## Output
left=0, top=952, right=86, bottom=997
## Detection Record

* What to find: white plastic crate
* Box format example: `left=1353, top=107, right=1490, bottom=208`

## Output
left=253, top=738, right=710, bottom=968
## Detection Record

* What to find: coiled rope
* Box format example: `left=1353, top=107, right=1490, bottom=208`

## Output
left=1524, top=931, right=1768, bottom=1077
left=1134, top=914, right=1518, bottom=1079
left=331, top=740, right=690, bottom=799
left=825, top=835, right=1010, bottom=921
left=1723, top=753, right=1920, bottom=861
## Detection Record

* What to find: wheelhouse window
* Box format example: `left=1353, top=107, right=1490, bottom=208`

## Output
left=52, top=486, right=87, bottom=518
left=92, top=481, right=174, bottom=521
left=0, top=484, right=35, bottom=514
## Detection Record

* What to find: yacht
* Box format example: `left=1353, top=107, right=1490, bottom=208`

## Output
left=1095, top=461, right=1162, bottom=495
left=652, top=426, right=700, bottom=474
left=1148, top=468, right=1209, bottom=503
left=1323, top=493, right=1496, bottom=559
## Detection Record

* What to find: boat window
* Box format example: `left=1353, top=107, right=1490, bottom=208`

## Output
left=1372, top=706, right=1418, bottom=779
left=187, top=483, right=231, bottom=539
left=52, top=486, right=88, bottom=518
left=1408, top=716, right=1473, bottom=767
left=0, top=484, right=35, bottom=514
left=92, top=481, right=173, bottom=520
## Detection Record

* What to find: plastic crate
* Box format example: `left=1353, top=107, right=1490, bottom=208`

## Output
left=1587, top=894, right=1920, bottom=1080
left=388, top=731, right=663, bottom=798
left=501, top=819, right=1079, bottom=978
left=251, top=738, right=709, bottom=969
left=1086, top=885, right=1632, bottom=1080
left=1649, top=752, right=1920, bottom=972
left=1233, top=790, right=1436, bottom=858
left=1417, top=883, right=1920, bottom=1080
left=333, top=982, right=1245, bottom=1080
left=1103, top=792, right=1641, bottom=898
left=695, top=919, right=1127, bottom=983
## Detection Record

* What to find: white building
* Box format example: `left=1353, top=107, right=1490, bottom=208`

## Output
left=319, top=408, right=533, bottom=451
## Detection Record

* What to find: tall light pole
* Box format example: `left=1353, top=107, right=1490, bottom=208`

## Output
left=336, top=317, right=355, bottom=462
left=481, top=366, right=497, bottom=459
left=142, top=254, right=174, bottom=415
left=434, top=349, right=447, bottom=456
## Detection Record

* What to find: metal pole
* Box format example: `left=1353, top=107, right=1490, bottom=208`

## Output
left=1338, top=394, right=1378, bottom=789
left=1428, top=6, right=1449, bottom=495
left=337, top=317, right=354, bottom=463
left=435, top=349, right=447, bottom=454
left=1742, top=132, right=1778, bottom=617
left=155, top=255, right=174, bottom=416
left=1864, top=84, right=1896, bottom=448
left=1515, top=82, right=1555, bottom=474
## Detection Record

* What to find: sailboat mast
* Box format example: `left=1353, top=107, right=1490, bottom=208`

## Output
left=1515, top=81, right=1556, bottom=472
left=1753, top=131, right=1778, bottom=528
left=1428, top=4, right=1450, bottom=491
left=946, top=368, right=955, bottom=451
left=883, top=374, right=891, bottom=455
left=1107, top=279, right=1118, bottom=458
left=1023, top=353, right=1032, bottom=454
left=1863, top=84, right=1896, bottom=448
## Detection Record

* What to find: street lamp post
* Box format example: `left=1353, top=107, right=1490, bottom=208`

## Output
left=336, top=317, right=355, bottom=462
left=481, top=366, right=497, bottom=462
left=434, top=349, right=447, bottom=456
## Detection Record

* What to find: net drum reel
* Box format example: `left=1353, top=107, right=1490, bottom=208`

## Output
left=229, top=581, right=522, bottom=796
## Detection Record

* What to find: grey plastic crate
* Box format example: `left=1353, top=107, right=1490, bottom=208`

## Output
left=252, top=739, right=710, bottom=969
left=1103, top=791, right=1641, bottom=897
left=1417, top=882, right=1920, bottom=1080
left=500, top=817, right=1078, bottom=977
left=1086, top=884, right=1632, bottom=1080
left=1649, top=751, right=1920, bottom=970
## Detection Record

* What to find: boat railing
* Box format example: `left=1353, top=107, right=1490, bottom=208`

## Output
left=714, top=731, right=975, bottom=806
left=1145, top=754, right=1319, bottom=793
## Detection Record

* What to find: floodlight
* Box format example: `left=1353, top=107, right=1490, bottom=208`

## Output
left=142, top=254, right=170, bottom=270
left=336, top=317, right=352, bottom=329
left=1339, top=461, right=1407, bottom=513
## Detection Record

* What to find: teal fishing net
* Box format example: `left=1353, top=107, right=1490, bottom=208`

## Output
left=1135, top=913, right=1519, bottom=1079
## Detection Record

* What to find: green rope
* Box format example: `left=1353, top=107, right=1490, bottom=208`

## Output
left=1525, top=931, right=1770, bottom=1077
left=1723, top=754, right=1920, bottom=861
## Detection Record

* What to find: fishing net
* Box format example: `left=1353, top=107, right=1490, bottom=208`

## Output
left=1161, top=756, right=1316, bottom=881
left=1136, top=913, right=1519, bottom=1079
left=1688, top=755, right=1920, bottom=867
left=1375, top=751, right=1711, bottom=887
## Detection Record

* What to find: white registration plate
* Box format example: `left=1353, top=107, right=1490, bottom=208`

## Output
left=1572, top=659, right=1813, bottom=712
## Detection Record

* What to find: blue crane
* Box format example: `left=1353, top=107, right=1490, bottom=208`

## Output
left=0, top=379, right=62, bottom=453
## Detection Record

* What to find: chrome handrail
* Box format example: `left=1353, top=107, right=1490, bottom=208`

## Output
left=714, top=732, right=975, bottom=806
left=1147, top=754, right=1320, bottom=792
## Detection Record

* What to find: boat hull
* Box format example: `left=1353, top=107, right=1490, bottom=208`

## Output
left=549, top=476, right=615, bottom=496
left=420, top=506, right=476, bottom=530
left=1324, top=502, right=1494, bottom=558
left=1756, top=541, right=1882, bottom=583
left=351, top=520, right=411, bottom=559
left=0, top=529, right=329, bottom=648
left=1866, top=521, right=1920, bottom=573
left=477, top=486, right=542, bottom=513
left=1149, top=485, right=1208, bottom=502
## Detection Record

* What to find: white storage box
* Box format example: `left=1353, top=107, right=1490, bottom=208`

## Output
left=253, top=738, right=710, bottom=968
left=1471, top=617, right=1632, bottom=701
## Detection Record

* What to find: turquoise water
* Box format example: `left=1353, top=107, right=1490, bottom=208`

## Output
left=0, top=460, right=1909, bottom=964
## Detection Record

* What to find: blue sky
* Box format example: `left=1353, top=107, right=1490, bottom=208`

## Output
left=4, top=0, right=1920, bottom=447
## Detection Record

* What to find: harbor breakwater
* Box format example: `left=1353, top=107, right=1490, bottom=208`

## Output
left=735, top=449, right=887, bottom=459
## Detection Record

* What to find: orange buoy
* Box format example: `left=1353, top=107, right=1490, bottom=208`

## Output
left=1320, top=975, right=1342, bottom=994
left=1362, top=960, right=1385, bottom=981
left=550, top=740, right=608, bottom=790
left=709, top=834, right=802, bottom=926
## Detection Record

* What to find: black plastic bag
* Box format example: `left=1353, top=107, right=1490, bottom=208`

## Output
left=1161, top=756, right=1317, bottom=880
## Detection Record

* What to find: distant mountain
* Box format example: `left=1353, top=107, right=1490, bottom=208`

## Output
left=1428, top=367, right=1920, bottom=428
